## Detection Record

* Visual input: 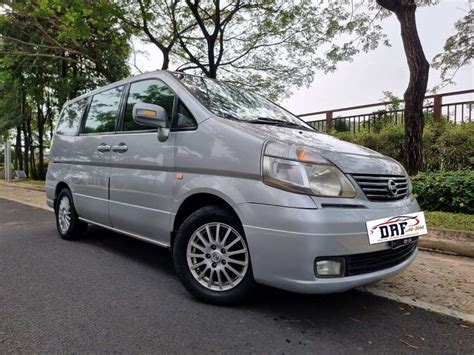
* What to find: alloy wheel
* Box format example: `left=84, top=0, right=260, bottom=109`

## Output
left=58, top=196, right=71, bottom=233
left=186, top=222, right=249, bottom=291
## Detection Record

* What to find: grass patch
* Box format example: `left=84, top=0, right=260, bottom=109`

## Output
left=425, top=211, right=474, bottom=232
left=10, top=179, right=46, bottom=188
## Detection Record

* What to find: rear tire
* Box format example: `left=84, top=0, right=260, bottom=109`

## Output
left=55, top=188, right=86, bottom=240
left=173, top=205, right=255, bottom=305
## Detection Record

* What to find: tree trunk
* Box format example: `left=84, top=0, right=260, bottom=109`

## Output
left=161, top=50, right=170, bottom=70
left=21, top=122, right=29, bottom=178
left=26, top=116, right=37, bottom=179
left=70, top=55, right=79, bottom=100
left=15, top=126, right=22, bottom=171
left=396, top=4, right=429, bottom=174
left=36, top=105, right=45, bottom=179
left=208, top=64, right=217, bottom=79
left=58, top=56, right=68, bottom=109
left=30, top=148, right=37, bottom=179
left=20, top=82, right=29, bottom=177
left=377, top=0, right=429, bottom=175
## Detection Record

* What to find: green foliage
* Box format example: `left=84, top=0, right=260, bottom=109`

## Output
left=425, top=211, right=474, bottom=231
left=116, top=0, right=388, bottom=100
left=381, top=91, right=402, bottom=111
left=331, top=123, right=405, bottom=162
left=411, top=170, right=474, bottom=214
left=333, top=118, right=350, bottom=132
left=2, top=0, right=131, bottom=85
left=0, top=65, right=22, bottom=138
left=423, top=121, right=474, bottom=170
left=331, top=121, right=474, bottom=171
left=0, top=0, right=131, bottom=178
left=432, top=9, right=474, bottom=89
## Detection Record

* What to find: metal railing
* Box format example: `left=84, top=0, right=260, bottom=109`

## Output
left=297, top=89, right=474, bottom=133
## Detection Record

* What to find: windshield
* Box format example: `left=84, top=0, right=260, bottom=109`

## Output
left=175, top=73, right=313, bottom=130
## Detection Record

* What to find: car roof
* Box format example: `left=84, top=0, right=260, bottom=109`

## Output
left=64, top=70, right=181, bottom=106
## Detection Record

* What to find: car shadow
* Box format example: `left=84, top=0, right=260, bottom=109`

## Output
left=79, top=225, right=176, bottom=277
left=72, top=224, right=464, bottom=351
left=78, top=225, right=390, bottom=320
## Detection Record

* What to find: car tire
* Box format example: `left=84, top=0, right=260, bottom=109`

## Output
left=173, top=205, right=255, bottom=305
left=55, top=188, right=86, bottom=240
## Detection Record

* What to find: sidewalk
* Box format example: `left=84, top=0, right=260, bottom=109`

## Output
left=1, top=180, right=472, bottom=322
left=0, top=180, right=50, bottom=210
left=364, top=251, right=473, bottom=321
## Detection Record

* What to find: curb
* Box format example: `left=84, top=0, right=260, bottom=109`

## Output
left=360, top=286, right=474, bottom=324
left=428, top=227, right=474, bottom=240
left=419, top=227, right=474, bottom=258
left=0, top=195, right=52, bottom=211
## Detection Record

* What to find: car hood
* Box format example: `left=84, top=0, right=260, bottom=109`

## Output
left=239, top=123, right=405, bottom=175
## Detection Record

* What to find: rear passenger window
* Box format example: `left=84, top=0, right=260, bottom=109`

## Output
left=56, top=99, right=87, bottom=136
left=123, top=80, right=175, bottom=131
left=83, top=86, right=123, bottom=134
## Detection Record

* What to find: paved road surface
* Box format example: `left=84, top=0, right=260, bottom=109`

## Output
left=0, top=197, right=472, bottom=353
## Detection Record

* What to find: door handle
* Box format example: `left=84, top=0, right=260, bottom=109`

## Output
left=112, top=142, right=128, bottom=153
left=97, top=143, right=111, bottom=153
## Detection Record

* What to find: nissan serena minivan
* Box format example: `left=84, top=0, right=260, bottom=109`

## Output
left=46, top=71, right=427, bottom=304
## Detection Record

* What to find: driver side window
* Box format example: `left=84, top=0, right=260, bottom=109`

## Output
left=123, top=79, right=175, bottom=131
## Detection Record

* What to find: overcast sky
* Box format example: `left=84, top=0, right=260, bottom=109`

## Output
left=133, top=0, right=473, bottom=116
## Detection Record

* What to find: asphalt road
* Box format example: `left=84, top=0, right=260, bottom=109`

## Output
left=0, top=197, right=472, bottom=354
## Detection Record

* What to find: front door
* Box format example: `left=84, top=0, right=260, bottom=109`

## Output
left=71, top=86, right=124, bottom=226
left=108, top=79, right=176, bottom=245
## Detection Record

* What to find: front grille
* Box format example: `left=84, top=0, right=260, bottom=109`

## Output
left=352, top=174, right=409, bottom=201
left=345, top=242, right=417, bottom=276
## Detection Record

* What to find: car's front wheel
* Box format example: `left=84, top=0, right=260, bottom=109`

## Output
left=173, top=205, right=255, bottom=304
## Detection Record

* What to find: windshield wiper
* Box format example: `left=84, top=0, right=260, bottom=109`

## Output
left=246, top=117, right=313, bottom=130
left=246, top=117, right=294, bottom=125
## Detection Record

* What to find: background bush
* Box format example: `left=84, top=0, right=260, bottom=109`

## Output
left=331, top=121, right=473, bottom=171
left=411, top=170, right=473, bottom=214
left=424, top=122, right=474, bottom=170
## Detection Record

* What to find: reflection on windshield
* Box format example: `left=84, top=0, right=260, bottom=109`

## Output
left=175, top=74, right=313, bottom=130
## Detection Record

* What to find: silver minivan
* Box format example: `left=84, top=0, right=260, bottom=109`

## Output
left=46, top=71, right=427, bottom=304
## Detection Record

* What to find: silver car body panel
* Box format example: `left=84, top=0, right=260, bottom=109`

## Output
left=46, top=70, right=421, bottom=294
left=107, top=131, right=176, bottom=246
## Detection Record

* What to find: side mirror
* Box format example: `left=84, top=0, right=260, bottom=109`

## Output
left=132, top=102, right=168, bottom=128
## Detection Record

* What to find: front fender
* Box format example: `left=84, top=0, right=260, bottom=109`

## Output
left=169, top=174, right=316, bottom=231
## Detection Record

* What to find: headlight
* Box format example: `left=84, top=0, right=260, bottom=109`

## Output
left=262, top=141, right=356, bottom=197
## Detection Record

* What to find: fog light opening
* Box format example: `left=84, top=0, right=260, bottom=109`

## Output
left=315, top=258, right=345, bottom=278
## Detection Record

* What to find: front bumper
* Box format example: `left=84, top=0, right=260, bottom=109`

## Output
left=235, top=197, right=421, bottom=294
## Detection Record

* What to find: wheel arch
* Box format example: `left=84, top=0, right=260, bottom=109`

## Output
left=171, top=192, right=243, bottom=248
left=54, top=181, right=72, bottom=211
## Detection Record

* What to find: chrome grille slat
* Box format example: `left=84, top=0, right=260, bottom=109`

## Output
left=363, top=188, right=389, bottom=192
left=352, top=175, right=406, bottom=180
left=352, top=174, right=409, bottom=202
left=357, top=182, right=388, bottom=187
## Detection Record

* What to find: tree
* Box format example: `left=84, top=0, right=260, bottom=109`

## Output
left=432, top=8, right=473, bottom=90
left=0, top=0, right=131, bottom=85
left=0, top=0, right=132, bottom=179
left=376, top=0, right=429, bottom=174
left=118, top=0, right=388, bottom=99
